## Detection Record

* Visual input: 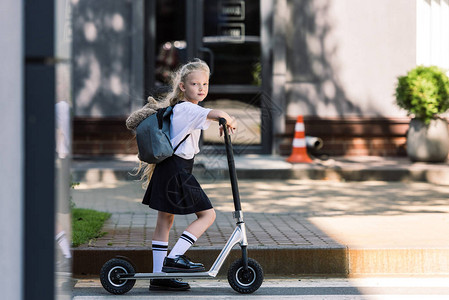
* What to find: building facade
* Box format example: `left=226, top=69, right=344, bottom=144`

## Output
left=72, top=0, right=449, bottom=157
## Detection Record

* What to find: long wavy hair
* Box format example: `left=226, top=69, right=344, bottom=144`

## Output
left=135, top=59, right=210, bottom=188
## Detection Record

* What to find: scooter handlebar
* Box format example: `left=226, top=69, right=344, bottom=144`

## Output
left=219, top=118, right=227, bottom=126
left=219, top=118, right=230, bottom=139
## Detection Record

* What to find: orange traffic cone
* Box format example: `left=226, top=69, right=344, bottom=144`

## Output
left=286, top=116, right=313, bottom=163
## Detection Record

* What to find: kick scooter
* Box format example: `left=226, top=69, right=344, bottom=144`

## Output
left=99, top=118, right=264, bottom=294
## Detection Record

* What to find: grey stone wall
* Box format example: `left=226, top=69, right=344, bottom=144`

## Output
left=72, top=0, right=143, bottom=117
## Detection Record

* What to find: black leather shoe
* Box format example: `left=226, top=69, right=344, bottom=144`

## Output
left=162, top=255, right=205, bottom=273
left=149, top=279, right=190, bottom=291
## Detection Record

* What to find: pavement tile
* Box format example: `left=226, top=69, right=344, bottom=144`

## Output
left=72, top=178, right=449, bottom=250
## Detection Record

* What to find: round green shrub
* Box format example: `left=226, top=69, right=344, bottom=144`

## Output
left=395, top=65, right=449, bottom=124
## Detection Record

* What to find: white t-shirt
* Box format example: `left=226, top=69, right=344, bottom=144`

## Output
left=171, top=101, right=212, bottom=159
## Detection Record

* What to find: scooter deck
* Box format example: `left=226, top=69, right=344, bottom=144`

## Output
left=120, top=270, right=217, bottom=280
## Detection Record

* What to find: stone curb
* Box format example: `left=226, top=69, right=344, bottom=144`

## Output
left=71, top=155, right=449, bottom=184
left=73, top=246, right=449, bottom=277
left=71, top=166, right=449, bottom=185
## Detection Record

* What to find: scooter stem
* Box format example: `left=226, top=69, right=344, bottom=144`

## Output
left=219, top=118, right=249, bottom=271
left=219, top=118, right=242, bottom=212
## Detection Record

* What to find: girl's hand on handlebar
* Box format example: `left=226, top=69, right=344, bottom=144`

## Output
left=219, top=117, right=237, bottom=136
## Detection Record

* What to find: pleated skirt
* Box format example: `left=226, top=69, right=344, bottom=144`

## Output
left=142, top=155, right=213, bottom=215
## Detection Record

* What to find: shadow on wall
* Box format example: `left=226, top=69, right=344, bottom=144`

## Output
left=286, top=0, right=362, bottom=117
left=281, top=0, right=411, bottom=157
left=72, top=0, right=134, bottom=117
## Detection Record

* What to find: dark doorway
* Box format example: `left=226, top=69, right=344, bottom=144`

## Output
left=145, top=0, right=271, bottom=154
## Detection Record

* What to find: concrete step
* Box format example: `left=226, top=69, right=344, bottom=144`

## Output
left=73, top=246, right=449, bottom=277
left=71, top=155, right=449, bottom=184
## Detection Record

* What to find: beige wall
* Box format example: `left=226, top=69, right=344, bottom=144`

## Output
left=281, top=0, right=416, bottom=118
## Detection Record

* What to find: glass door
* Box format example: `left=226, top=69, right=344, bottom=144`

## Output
left=145, top=0, right=270, bottom=154
left=147, top=0, right=188, bottom=92
left=201, top=0, right=269, bottom=154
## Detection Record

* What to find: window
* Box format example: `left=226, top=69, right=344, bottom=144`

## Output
left=416, top=0, right=449, bottom=70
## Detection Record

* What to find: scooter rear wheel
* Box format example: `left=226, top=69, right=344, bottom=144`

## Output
left=227, top=258, right=263, bottom=294
left=100, top=258, right=136, bottom=295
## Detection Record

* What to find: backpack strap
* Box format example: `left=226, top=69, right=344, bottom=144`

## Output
left=171, top=100, right=189, bottom=153
left=156, top=107, right=169, bottom=129
left=173, top=133, right=190, bottom=153
left=171, top=100, right=195, bottom=153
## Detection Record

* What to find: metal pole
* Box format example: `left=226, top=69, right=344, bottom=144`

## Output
left=24, top=0, right=56, bottom=298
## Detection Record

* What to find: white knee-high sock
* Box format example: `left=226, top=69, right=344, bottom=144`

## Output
left=167, top=231, right=197, bottom=258
left=152, top=240, right=168, bottom=272
left=56, top=231, right=71, bottom=259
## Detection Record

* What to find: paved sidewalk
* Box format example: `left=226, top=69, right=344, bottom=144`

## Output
left=71, top=177, right=449, bottom=276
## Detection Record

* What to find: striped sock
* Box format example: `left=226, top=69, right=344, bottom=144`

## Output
left=152, top=241, right=168, bottom=273
left=167, top=231, right=197, bottom=258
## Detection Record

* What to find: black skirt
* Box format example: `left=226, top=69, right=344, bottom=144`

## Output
left=142, top=155, right=213, bottom=215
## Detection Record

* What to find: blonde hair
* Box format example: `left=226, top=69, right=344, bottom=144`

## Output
left=135, top=58, right=210, bottom=188
left=163, top=58, right=210, bottom=106
left=134, top=162, right=155, bottom=189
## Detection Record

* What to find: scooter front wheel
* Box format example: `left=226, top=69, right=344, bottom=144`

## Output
left=227, top=258, right=263, bottom=294
left=100, top=258, right=136, bottom=295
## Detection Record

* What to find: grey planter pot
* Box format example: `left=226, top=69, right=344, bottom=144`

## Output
left=406, top=118, right=449, bottom=162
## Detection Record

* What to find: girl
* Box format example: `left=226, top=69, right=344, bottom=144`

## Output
left=126, top=59, right=237, bottom=291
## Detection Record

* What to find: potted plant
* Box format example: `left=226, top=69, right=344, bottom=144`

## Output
left=395, top=65, right=449, bottom=162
